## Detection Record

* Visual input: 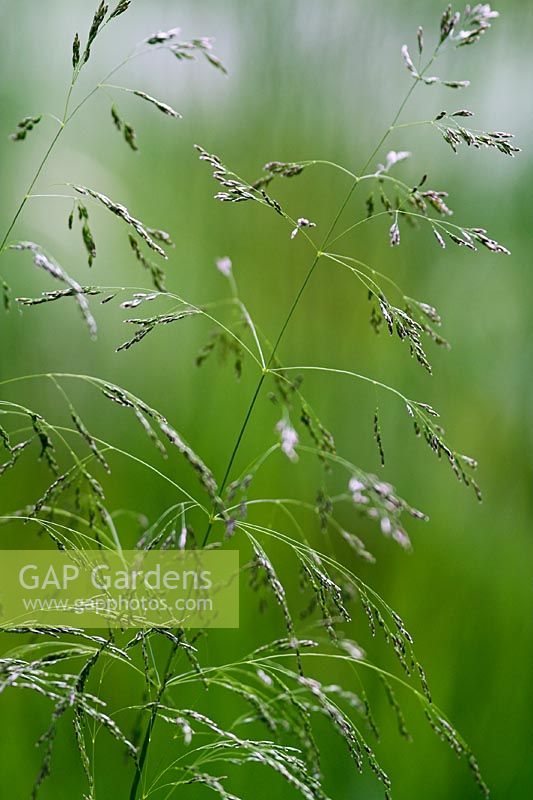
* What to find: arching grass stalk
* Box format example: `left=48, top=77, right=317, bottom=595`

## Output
left=201, top=44, right=441, bottom=548
left=0, top=16, right=225, bottom=266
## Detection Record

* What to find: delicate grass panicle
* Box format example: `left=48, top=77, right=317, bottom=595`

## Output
left=0, top=3, right=513, bottom=799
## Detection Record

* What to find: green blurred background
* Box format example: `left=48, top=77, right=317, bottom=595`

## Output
left=0, top=0, right=531, bottom=797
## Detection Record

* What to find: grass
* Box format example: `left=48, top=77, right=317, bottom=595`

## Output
left=0, top=3, right=514, bottom=798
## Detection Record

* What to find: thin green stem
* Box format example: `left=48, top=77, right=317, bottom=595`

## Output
left=202, top=59, right=437, bottom=547
left=329, top=206, right=468, bottom=247
left=201, top=372, right=267, bottom=545
left=0, top=42, right=152, bottom=263
left=129, top=641, right=179, bottom=800
left=0, top=127, right=65, bottom=257
left=270, top=364, right=408, bottom=402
